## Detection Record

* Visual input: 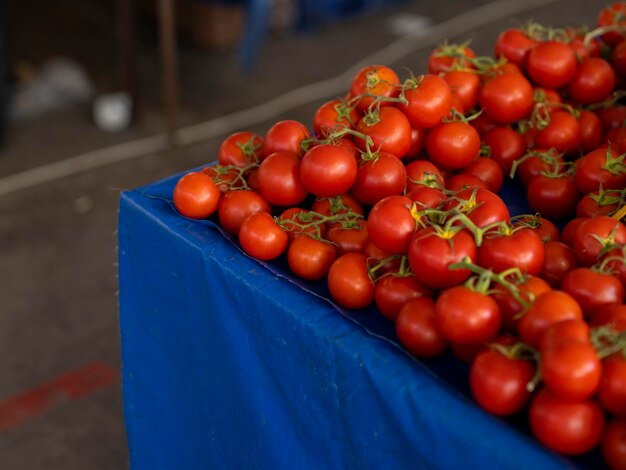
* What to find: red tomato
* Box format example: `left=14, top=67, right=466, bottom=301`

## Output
left=408, top=227, right=477, bottom=290
left=442, top=70, right=481, bottom=114
left=202, top=165, right=245, bottom=193
left=311, top=194, right=364, bottom=218
left=355, top=107, right=412, bottom=158
left=426, top=121, right=480, bottom=170
left=529, top=388, right=605, bottom=455
left=405, top=160, right=445, bottom=190
left=287, top=235, right=337, bottom=281
left=217, top=189, right=270, bottom=236
left=257, top=151, right=309, bottom=206
left=598, top=2, right=626, bottom=45
left=173, top=172, right=221, bottom=219
left=561, top=217, right=588, bottom=248
left=590, top=304, right=626, bottom=331
left=494, top=28, right=538, bottom=68
left=367, top=195, right=415, bottom=255
left=602, top=418, right=626, bottom=470
left=363, top=241, right=400, bottom=273
left=470, top=347, right=535, bottom=416
left=515, top=148, right=563, bottom=186
left=313, top=99, right=361, bottom=137
left=398, top=74, right=453, bottom=129
left=527, top=40, right=577, bottom=88
left=598, top=106, right=626, bottom=131
left=263, top=120, right=310, bottom=157
left=327, top=220, right=369, bottom=256
left=540, top=340, right=601, bottom=401
left=534, top=111, right=581, bottom=155
left=428, top=44, right=476, bottom=74
left=349, top=65, right=400, bottom=112
left=483, top=126, right=526, bottom=175
left=575, top=147, right=626, bottom=194
left=463, top=157, right=504, bottom=193
left=478, top=228, right=545, bottom=276
left=573, top=216, right=626, bottom=266
left=513, top=214, right=560, bottom=242
left=568, top=57, right=616, bottom=105
left=492, top=275, right=551, bottom=333
left=327, top=253, right=375, bottom=309
left=351, top=152, right=407, bottom=206
left=446, top=187, right=510, bottom=228
left=599, top=354, right=626, bottom=417
left=540, top=319, right=590, bottom=350
left=406, top=186, right=446, bottom=210
left=479, top=72, right=534, bottom=124
left=404, top=127, right=428, bottom=161
left=518, top=290, right=583, bottom=348
left=239, top=212, right=288, bottom=261
left=218, top=131, right=264, bottom=166
left=612, top=39, right=626, bottom=79
left=374, top=274, right=433, bottom=321
left=300, top=144, right=358, bottom=198
left=541, top=241, right=578, bottom=287
left=576, top=190, right=621, bottom=218
left=445, top=174, right=487, bottom=192
left=435, top=286, right=501, bottom=345
left=396, top=297, right=448, bottom=357
left=561, top=267, right=624, bottom=315
left=527, top=174, right=581, bottom=221
left=278, top=207, right=326, bottom=241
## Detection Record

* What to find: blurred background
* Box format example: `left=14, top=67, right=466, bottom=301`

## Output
left=0, top=0, right=599, bottom=467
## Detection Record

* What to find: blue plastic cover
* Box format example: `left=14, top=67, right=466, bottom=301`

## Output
left=118, top=173, right=599, bottom=469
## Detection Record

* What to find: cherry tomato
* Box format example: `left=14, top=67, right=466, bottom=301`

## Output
left=492, top=275, right=551, bottom=333
left=217, top=189, right=270, bottom=236
left=445, top=174, right=487, bottom=192
left=598, top=2, right=626, bottom=45
left=327, top=220, right=369, bottom=256
left=541, top=241, right=578, bottom=287
left=257, top=151, right=309, bottom=206
left=355, top=107, right=412, bottom=158
left=311, top=194, right=364, bottom=218
left=313, top=99, right=361, bottom=137
left=494, top=28, right=538, bottom=67
left=435, top=286, right=501, bottom=345
left=374, top=274, right=433, bottom=321
left=540, top=319, right=590, bottom=350
left=479, top=72, right=534, bottom=124
left=327, top=253, right=375, bottom=309
left=529, top=388, right=605, bottom=455
left=470, top=347, right=535, bottom=416
left=426, top=121, right=480, bottom=170
left=575, top=147, right=626, bottom=194
left=396, top=297, right=448, bottom=358
left=218, top=131, right=264, bottom=166
left=428, top=44, right=476, bottom=74
left=351, top=152, right=407, bottom=206
left=478, top=228, right=545, bottom=276
left=300, top=144, right=358, bottom=198
left=463, top=157, right=504, bottom=192
left=561, top=217, right=588, bottom=248
left=405, top=160, right=445, bottom=190
left=367, top=195, right=415, bottom=255
left=278, top=207, right=327, bottom=241
left=602, top=418, right=626, bottom=470
left=568, top=57, right=616, bottom=105
left=527, top=40, right=577, bottom=89
left=573, top=216, right=626, bottom=266
left=590, top=304, right=626, bottom=331
left=576, top=190, right=621, bottom=218
left=239, top=212, right=288, bottom=261
left=599, top=354, right=626, bottom=417
left=263, top=120, right=310, bottom=157
left=398, top=74, right=453, bottom=129
left=173, top=172, right=221, bottom=219
left=527, top=173, right=581, bottom=221
left=349, top=65, right=400, bottom=112
left=404, top=127, right=428, bottom=161
left=513, top=214, right=560, bottom=243
left=287, top=235, right=337, bottom=281
left=534, top=111, right=581, bottom=155
left=442, top=70, right=481, bottom=114
left=446, top=187, right=510, bottom=228
left=482, top=126, right=526, bottom=175
left=561, top=267, right=624, bottom=316
left=406, top=185, right=446, bottom=210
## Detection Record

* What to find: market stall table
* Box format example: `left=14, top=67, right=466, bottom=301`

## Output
left=118, top=172, right=601, bottom=469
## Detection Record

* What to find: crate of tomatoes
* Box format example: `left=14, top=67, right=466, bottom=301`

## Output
left=169, top=3, right=626, bottom=468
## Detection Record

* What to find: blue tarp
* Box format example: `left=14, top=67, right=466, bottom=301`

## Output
left=118, top=173, right=600, bottom=469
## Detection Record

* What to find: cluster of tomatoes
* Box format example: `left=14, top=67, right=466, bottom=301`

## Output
left=171, top=3, right=626, bottom=467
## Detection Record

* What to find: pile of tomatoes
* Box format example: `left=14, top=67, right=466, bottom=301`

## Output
left=172, top=3, right=626, bottom=467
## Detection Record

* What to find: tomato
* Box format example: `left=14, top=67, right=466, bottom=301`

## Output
left=445, top=174, right=487, bottom=192
left=367, top=195, right=415, bottom=255
left=217, top=189, right=270, bottom=236
left=351, top=152, right=407, bottom=206
left=355, top=107, right=412, bottom=158
left=263, top=120, right=310, bottom=157
left=239, top=212, right=288, bottom=261
left=575, top=147, right=626, bottom=194
left=540, top=339, right=601, bottom=401
left=374, top=274, right=433, bottom=321
left=541, top=241, right=578, bottom=287
left=590, top=304, right=626, bottom=331
left=534, top=111, right=581, bottom=155
left=287, top=235, right=337, bottom=281
left=349, top=65, right=400, bottom=112
left=300, top=144, right=358, bottom=198
left=313, top=99, right=361, bottom=137
left=513, top=214, right=560, bottom=242
left=561, top=267, right=625, bottom=315
left=518, top=290, right=583, bottom=348
left=257, top=151, right=309, bottom=206
left=612, top=39, right=626, bottom=79
left=478, top=228, right=545, bottom=276
left=494, top=28, right=538, bottom=68
left=405, top=160, right=445, bottom=190
left=598, top=2, right=626, bottom=45
left=426, top=121, right=480, bottom=170
left=404, top=127, right=427, bottom=161
left=598, top=106, right=626, bottom=132
left=311, top=194, right=364, bottom=218
left=203, top=165, right=245, bottom=193
left=218, top=131, right=264, bottom=166
left=599, top=354, right=626, bottom=417
left=406, top=185, right=446, bottom=210
left=442, top=70, right=480, bottom=114
left=327, top=220, right=369, bottom=255
left=435, top=286, right=501, bottom=345
left=515, top=148, right=563, bottom=186
left=327, top=253, right=375, bottom=309
left=568, top=57, right=616, bottom=105
left=540, top=319, right=590, bottom=350
left=482, top=126, right=526, bottom=175
left=479, top=72, right=534, bottom=124
left=363, top=241, right=400, bottom=273
left=446, top=187, right=510, bottom=228
left=492, top=275, right=551, bottom=333
left=396, top=297, right=448, bottom=357
left=577, top=190, right=622, bottom=218
left=602, top=419, right=626, bottom=470
left=428, top=44, right=476, bottom=74
left=398, top=74, right=453, bottom=129
left=470, top=111, right=499, bottom=136
left=527, top=40, right=577, bottom=88
left=526, top=174, right=581, bottom=221
left=561, top=217, right=588, bottom=248
left=278, top=208, right=326, bottom=241
left=173, top=172, right=221, bottom=219
left=408, top=227, right=477, bottom=290
left=573, top=216, right=626, bottom=266
left=470, top=347, right=535, bottom=416
left=529, top=388, right=605, bottom=455
left=463, top=157, right=504, bottom=193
